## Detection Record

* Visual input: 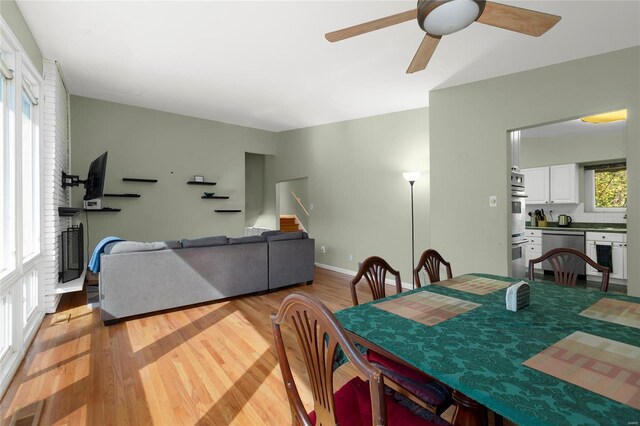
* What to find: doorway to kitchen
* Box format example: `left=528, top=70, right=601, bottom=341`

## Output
left=510, top=109, right=628, bottom=292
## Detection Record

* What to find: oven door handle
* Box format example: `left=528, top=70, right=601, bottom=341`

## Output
left=512, top=240, right=528, bottom=246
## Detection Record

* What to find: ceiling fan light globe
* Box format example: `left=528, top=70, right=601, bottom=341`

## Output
left=420, top=0, right=483, bottom=36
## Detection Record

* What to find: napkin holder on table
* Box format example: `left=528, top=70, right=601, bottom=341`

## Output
left=506, top=281, right=530, bottom=312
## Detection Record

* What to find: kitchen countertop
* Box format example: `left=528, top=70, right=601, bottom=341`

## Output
left=525, top=222, right=627, bottom=233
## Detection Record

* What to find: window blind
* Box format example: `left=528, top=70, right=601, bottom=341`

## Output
left=584, top=162, right=626, bottom=173
left=0, top=57, right=13, bottom=80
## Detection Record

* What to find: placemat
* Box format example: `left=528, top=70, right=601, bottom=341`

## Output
left=432, top=274, right=511, bottom=295
left=523, top=331, right=640, bottom=410
left=373, top=291, right=481, bottom=326
left=580, top=298, right=640, bottom=330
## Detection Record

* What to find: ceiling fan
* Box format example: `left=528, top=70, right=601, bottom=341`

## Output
left=326, top=0, right=561, bottom=74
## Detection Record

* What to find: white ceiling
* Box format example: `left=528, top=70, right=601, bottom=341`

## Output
left=16, top=1, right=640, bottom=132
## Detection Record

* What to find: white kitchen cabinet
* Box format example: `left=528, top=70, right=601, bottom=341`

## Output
left=525, top=229, right=542, bottom=271
left=586, top=232, right=627, bottom=280
left=549, top=164, right=579, bottom=203
left=522, top=164, right=579, bottom=204
left=522, top=167, right=549, bottom=204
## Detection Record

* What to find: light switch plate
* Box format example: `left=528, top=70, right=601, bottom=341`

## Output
left=489, top=195, right=497, bottom=207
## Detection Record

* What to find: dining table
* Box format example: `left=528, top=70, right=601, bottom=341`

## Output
left=334, top=273, right=640, bottom=426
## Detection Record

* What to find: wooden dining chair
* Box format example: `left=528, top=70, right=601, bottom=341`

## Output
left=528, top=247, right=610, bottom=292
left=350, top=257, right=452, bottom=415
left=271, top=292, right=449, bottom=426
left=350, top=256, right=402, bottom=306
left=414, top=249, right=453, bottom=287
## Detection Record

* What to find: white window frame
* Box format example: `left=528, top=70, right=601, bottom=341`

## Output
left=21, top=66, right=41, bottom=263
left=0, top=290, right=11, bottom=363
left=0, top=53, right=16, bottom=281
left=585, top=168, right=627, bottom=213
left=0, top=17, right=45, bottom=399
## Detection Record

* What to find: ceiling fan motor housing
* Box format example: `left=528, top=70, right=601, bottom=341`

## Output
left=418, top=0, right=486, bottom=36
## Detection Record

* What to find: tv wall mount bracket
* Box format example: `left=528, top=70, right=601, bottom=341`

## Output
left=61, top=171, right=86, bottom=188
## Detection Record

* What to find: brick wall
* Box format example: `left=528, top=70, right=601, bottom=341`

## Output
left=42, top=59, right=70, bottom=313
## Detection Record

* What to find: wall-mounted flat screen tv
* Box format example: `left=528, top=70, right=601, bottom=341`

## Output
left=84, top=151, right=108, bottom=200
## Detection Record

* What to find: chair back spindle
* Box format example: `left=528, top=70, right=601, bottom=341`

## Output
left=414, top=250, right=453, bottom=287
left=271, top=293, right=387, bottom=425
left=528, top=247, right=610, bottom=292
left=351, top=256, right=402, bottom=306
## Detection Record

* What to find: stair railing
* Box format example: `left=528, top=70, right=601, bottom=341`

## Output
left=291, top=191, right=310, bottom=216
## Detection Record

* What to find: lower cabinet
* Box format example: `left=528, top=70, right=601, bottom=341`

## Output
left=586, top=232, right=627, bottom=280
left=525, top=230, right=542, bottom=271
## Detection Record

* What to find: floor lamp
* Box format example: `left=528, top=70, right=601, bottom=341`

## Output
left=403, top=172, right=421, bottom=289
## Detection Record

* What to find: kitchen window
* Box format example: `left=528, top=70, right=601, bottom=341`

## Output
left=585, top=163, right=627, bottom=212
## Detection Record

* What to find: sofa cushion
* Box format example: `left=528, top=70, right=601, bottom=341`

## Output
left=181, top=235, right=228, bottom=248
left=228, top=235, right=266, bottom=245
left=164, top=240, right=182, bottom=249
left=261, top=230, right=283, bottom=237
left=267, top=231, right=304, bottom=242
left=110, top=241, right=172, bottom=254
left=103, top=242, right=120, bottom=255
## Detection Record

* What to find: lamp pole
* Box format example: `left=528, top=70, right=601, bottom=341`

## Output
left=403, top=172, right=421, bottom=289
left=409, top=179, right=416, bottom=289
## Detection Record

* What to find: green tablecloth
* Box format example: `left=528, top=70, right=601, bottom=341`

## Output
left=335, top=274, right=640, bottom=426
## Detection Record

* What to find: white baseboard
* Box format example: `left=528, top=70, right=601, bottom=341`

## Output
left=315, top=263, right=414, bottom=290
left=46, top=293, right=62, bottom=314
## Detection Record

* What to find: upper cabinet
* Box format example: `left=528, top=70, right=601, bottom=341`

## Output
left=522, top=167, right=549, bottom=204
left=522, top=164, right=579, bottom=204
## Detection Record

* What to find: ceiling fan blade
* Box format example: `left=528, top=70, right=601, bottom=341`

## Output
left=477, top=1, right=561, bottom=37
left=325, top=9, right=416, bottom=42
left=406, top=34, right=440, bottom=74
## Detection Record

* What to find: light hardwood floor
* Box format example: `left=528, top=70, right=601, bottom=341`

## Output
left=0, top=267, right=456, bottom=425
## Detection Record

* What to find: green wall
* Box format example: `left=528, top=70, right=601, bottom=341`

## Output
left=245, top=153, right=264, bottom=227
left=70, top=99, right=430, bottom=285
left=245, top=153, right=277, bottom=229
left=521, top=132, right=626, bottom=168
left=0, top=0, right=43, bottom=72
left=275, top=108, right=429, bottom=285
left=430, top=47, right=639, bottom=296
left=70, top=96, right=278, bottom=252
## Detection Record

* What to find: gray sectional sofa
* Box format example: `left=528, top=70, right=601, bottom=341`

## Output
left=99, top=231, right=314, bottom=323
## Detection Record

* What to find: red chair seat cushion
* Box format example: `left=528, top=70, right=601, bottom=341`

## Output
left=308, top=377, right=443, bottom=426
left=366, top=350, right=451, bottom=410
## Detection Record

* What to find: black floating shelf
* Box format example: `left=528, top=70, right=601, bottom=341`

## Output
left=202, top=196, right=230, bottom=199
left=84, top=208, right=121, bottom=212
left=58, top=207, right=82, bottom=217
left=215, top=209, right=241, bottom=213
left=188, top=181, right=217, bottom=185
left=104, top=193, right=141, bottom=198
left=123, top=178, right=157, bottom=183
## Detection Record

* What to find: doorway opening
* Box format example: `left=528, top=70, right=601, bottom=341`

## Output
left=509, top=109, right=628, bottom=292
left=276, top=177, right=309, bottom=233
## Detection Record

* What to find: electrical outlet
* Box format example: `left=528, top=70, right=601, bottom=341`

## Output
left=310, top=203, right=314, bottom=210
left=349, top=254, right=353, bottom=261
left=320, top=245, right=326, bottom=254
left=489, top=195, right=497, bottom=207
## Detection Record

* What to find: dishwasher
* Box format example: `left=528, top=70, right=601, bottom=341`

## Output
left=541, top=230, right=586, bottom=274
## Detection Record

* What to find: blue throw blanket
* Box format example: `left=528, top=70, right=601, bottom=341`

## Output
left=89, top=236, right=125, bottom=273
